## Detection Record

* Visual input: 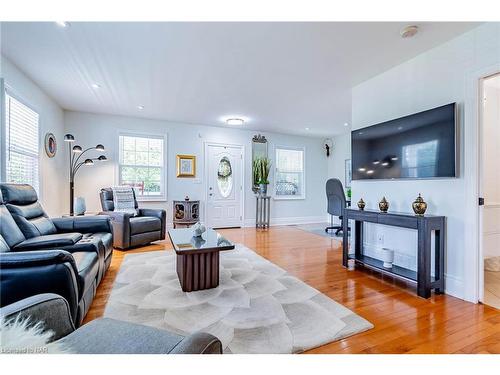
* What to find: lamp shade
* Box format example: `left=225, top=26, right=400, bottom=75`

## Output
left=84, top=159, right=94, bottom=165
left=95, top=144, right=105, bottom=151
left=97, top=155, right=107, bottom=161
left=72, top=145, right=82, bottom=153
left=64, top=134, right=75, bottom=142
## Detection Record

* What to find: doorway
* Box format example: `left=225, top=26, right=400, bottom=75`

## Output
left=205, top=142, right=244, bottom=228
left=480, top=72, right=500, bottom=309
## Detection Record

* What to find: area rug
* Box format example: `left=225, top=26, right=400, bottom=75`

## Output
left=103, top=245, right=373, bottom=353
left=292, top=223, right=342, bottom=238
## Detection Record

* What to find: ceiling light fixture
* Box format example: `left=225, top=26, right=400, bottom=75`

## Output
left=344, top=123, right=349, bottom=127
left=226, top=118, right=244, bottom=126
left=358, top=168, right=366, bottom=172
left=305, top=127, right=310, bottom=130
left=91, top=83, right=101, bottom=89
left=400, top=25, right=418, bottom=39
left=55, top=21, right=69, bottom=28
left=367, top=170, right=374, bottom=174
left=137, top=105, right=145, bottom=110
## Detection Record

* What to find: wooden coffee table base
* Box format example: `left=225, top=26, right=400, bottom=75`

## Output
left=176, top=250, right=220, bottom=292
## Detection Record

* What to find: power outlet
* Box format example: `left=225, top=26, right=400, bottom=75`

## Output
left=377, top=233, right=385, bottom=245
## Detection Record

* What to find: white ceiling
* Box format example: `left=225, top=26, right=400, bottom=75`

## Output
left=0, top=22, right=479, bottom=137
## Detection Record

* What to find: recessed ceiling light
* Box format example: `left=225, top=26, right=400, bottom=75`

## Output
left=91, top=83, right=101, bottom=89
left=358, top=168, right=366, bottom=172
left=373, top=160, right=380, bottom=165
left=400, top=25, right=418, bottom=39
left=391, top=157, right=399, bottom=161
left=305, top=127, right=310, bottom=130
left=55, top=21, right=69, bottom=28
left=382, top=162, right=389, bottom=166
left=344, top=123, right=349, bottom=127
left=367, top=170, right=374, bottom=174
left=226, top=118, right=244, bottom=126
left=137, top=105, right=144, bottom=110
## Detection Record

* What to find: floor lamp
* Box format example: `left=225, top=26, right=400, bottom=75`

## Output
left=64, top=134, right=107, bottom=216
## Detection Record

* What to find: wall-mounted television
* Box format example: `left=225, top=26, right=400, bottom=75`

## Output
left=352, top=103, right=457, bottom=181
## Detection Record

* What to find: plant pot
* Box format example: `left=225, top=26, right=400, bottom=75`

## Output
left=381, top=248, right=394, bottom=268
left=259, top=183, right=268, bottom=196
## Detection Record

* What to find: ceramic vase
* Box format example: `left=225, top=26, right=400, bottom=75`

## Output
left=74, top=197, right=86, bottom=216
left=412, top=193, right=428, bottom=216
left=379, top=197, right=389, bottom=213
left=357, top=198, right=366, bottom=210
left=382, top=248, right=394, bottom=268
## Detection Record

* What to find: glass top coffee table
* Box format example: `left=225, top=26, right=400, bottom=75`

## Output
left=167, top=228, right=235, bottom=292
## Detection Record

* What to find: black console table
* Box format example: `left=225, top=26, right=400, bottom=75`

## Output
left=342, top=208, right=446, bottom=298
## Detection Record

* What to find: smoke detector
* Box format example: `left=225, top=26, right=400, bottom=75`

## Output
left=400, top=25, right=419, bottom=39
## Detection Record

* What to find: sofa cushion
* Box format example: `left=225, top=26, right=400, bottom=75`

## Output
left=0, top=235, right=10, bottom=253
left=60, top=318, right=184, bottom=354
left=129, top=216, right=161, bottom=235
left=6, top=202, right=57, bottom=238
left=85, top=233, right=113, bottom=259
left=1, top=183, right=57, bottom=238
left=13, top=233, right=83, bottom=251
left=0, top=205, right=26, bottom=248
left=72, top=251, right=99, bottom=297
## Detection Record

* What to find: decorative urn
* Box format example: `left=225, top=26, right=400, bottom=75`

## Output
left=379, top=197, right=389, bottom=213
left=412, top=193, right=427, bottom=216
left=357, top=198, right=366, bottom=210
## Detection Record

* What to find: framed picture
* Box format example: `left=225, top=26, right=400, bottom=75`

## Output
left=176, top=155, right=196, bottom=177
left=44, top=133, right=57, bottom=158
left=345, top=159, right=352, bottom=188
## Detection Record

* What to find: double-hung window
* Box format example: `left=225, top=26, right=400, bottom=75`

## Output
left=274, top=146, right=305, bottom=199
left=118, top=133, right=166, bottom=200
left=4, top=92, right=40, bottom=193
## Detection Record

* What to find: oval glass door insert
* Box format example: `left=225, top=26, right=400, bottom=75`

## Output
left=217, top=156, right=233, bottom=198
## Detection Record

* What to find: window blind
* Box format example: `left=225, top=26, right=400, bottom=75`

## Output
left=5, top=93, right=40, bottom=192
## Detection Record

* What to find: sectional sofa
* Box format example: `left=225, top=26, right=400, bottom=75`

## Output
left=0, top=183, right=113, bottom=325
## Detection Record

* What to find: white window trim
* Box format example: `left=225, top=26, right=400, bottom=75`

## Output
left=2, top=84, right=42, bottom=198
left=116, top=130, right=168, bottom=202
left=273, top=145, right=306, bottom=201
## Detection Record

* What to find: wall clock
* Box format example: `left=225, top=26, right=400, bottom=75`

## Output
left=44, top=133, right=57, bottom=158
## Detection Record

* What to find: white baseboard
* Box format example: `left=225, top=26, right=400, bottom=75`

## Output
left=243, top=215, right=329, bottom=227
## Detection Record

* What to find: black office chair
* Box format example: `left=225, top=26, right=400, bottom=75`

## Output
left=325, top=178, right=350, bottom=236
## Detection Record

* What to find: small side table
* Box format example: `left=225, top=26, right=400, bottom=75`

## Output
left=255, top=195, right=271, bottom=229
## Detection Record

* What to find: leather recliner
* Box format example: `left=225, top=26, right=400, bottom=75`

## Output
left=99, top=188, right=166, bottom=250
left=0, top=183, right=113, bottom=326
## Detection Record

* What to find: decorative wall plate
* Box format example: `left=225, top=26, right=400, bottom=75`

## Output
left=44, top=133, right=57, bottom=158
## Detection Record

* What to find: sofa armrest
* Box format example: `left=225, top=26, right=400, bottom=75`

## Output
left=169, top=332, right=223, bottom=354
left=13, top=233, right=83, bottom=251
left=99, top=211, right=132, bottom=249
left=52, top=215, right=113, bottom=234
left=0, top=250, right=80, bottom=323
left=138, top=208, right=166, bottom=239
left=0, top=293, right=76, bottom=341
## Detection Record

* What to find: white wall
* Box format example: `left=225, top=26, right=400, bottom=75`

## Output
left=64, top=111, right=329, bottom=226
left=351, top=23, right=500, bottom=300
left=327, top=132, right=351, bottom=189
left=482, top=81, right=500, bottom=259
left=0, top=56, right=66, bottom=216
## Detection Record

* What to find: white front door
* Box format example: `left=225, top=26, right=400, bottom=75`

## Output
left=205, top=144, right=243, bottom=228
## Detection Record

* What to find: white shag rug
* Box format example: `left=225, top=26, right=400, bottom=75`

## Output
left=104, top=244, right=373, bottom=353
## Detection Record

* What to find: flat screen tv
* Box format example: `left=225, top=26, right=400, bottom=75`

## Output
left=351, top=103, right=457, bottom=180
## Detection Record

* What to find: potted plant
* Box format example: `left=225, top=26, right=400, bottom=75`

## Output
left=255, top=157, right=271, bottom=196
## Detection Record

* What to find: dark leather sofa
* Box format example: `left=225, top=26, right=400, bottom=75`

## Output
left=0, top=183, right=113, bottom=326
left=99, top=188, right=166, bottom=250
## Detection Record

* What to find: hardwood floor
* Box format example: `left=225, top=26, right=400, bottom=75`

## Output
left=83, top=225, right=500, bottom=354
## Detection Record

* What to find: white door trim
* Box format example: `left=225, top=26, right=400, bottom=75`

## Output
left=464, top=63, right=500, bottom=303
left=203, top=141, right=245, bottom=228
